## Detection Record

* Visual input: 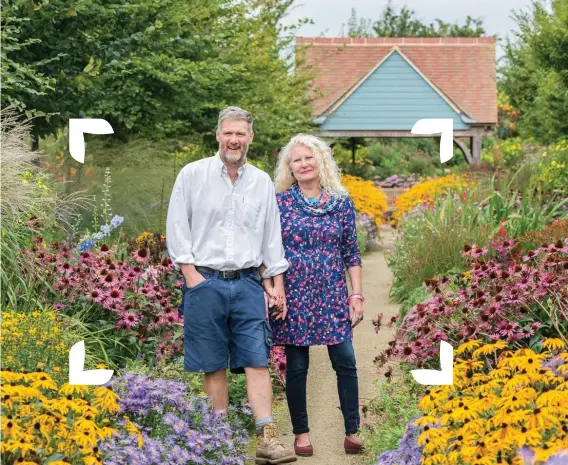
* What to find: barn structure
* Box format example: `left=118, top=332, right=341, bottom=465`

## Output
left=296, top=37, right=497, bottom=165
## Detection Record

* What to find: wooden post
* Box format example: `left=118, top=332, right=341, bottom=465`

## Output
left=471, top=135, right=482, bottom=166
left=453, top=137, right=473, bottom=164
left=351, top=138, right=356, bottom=170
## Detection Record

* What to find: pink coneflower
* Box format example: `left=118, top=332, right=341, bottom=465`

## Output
left=132, top=248, right=150, bottom=264
left=522, top=248, right=541, bottom=262
left=60, top=261, right=73, bottom=274
left=399, top=344, right=418, bottom=363
left=470, top=245, right=488, bottom=259
left=87, top=288, right=106, bottom=304
left=506, top=289, right=524, bottom=305
left=117, top=312, right=138, bottom=330
left=157, top=257, right=174, bottom=272
left=498, top=321, right=518, bottom=339
left=101, top=272, right=117, bottom=287
left=138, top=285, right=153, bottom=298
left=99, top=243, right=113, bottom=255
left=106, top=287, right=126, bottom=305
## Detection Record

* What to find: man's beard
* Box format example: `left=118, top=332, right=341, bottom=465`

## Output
left=219, top=145, right=248, bottom=166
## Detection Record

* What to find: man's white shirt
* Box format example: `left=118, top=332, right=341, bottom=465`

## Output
left=166, top=153, right=289, bottom=278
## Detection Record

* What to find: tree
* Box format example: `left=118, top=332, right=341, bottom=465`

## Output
left=0, top=16, right=56, bottom=120
left=3, top=0, right=314, bottom=155
left=500, top=0, right=568, bottom=143
left=343, top=1, right=486, bottom=38
left=343, top=8, right=374, bottom=38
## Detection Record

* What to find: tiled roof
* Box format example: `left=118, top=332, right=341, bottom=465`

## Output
left=296, top=37, right=497, bottom=124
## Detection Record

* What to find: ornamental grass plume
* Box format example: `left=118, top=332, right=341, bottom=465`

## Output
left=0, top=108, right=88, bottom=301
left=413, top=339, right=568, bottom=465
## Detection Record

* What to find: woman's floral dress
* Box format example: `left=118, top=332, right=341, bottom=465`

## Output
left=271, top=185, right=362, bottom=346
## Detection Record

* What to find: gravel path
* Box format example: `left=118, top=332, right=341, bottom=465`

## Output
left=273, top=226, right=400, bottom=465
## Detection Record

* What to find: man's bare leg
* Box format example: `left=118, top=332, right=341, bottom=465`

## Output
left=204, top=370, right=229, bottom=412
left=246, top=366, right=297, bottom=463
left=244, top=366, right=272, bottom=419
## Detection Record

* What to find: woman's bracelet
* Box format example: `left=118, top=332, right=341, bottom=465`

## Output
left=348, top=293, right=365, bottom=304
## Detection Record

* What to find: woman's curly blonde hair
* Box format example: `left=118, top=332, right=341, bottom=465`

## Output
left=274, top=134, right=347, bottom=197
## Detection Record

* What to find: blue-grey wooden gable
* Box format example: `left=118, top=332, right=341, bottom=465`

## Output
left=320, top=50, right=470, bottom=131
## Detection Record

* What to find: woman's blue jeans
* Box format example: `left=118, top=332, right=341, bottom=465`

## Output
left=285, top=341, right=360, bottom=435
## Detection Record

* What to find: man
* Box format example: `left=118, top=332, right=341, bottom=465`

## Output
left=166, top=106, right=296, bottom=464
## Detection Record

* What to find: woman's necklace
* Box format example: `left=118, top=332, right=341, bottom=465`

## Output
left=300, top=187, right=324, bottom=206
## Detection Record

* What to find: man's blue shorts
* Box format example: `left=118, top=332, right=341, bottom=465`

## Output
left=179, top=268, right=272, bottom=374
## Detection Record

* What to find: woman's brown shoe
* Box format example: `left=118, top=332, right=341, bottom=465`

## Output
left=294, top=439, right=313, bottom=457
left=344, top=435, right=364, bottom=454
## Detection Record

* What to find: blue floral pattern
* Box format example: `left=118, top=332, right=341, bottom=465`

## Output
left=271, top=187, right=362, bottom=346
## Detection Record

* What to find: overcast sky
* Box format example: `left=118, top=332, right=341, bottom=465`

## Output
left=281, top=0, right=536, bottom=60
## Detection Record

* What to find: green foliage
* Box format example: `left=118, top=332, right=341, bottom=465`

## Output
left=343, top=1, right=486, bottom=39
left=481, top=137, right=539, bottom=168
left=501, top=0, right=568, bottom=143
left=397, top=284, right=432, bottom=323
left=534, top=139, right=568, bottom=192
left=0, top=16, right=56, bottom=119
left=0, top=307, right=112, bottom=384
left=343, top=8, right=374, bottom=38
left=362, top=373, right=425, bottom=458
left=388, top=172, right=568, bottom=305
left=4, top=0, right=314, bottom=154
left=334, top=138, right=466, bottom=180
left=357, top=226, right=370, bottom=255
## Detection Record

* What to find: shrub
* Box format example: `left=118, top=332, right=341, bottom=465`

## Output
left=342, top=174, right=388, bottom=226
left=0, top=307, right=112, bottom=384
left=378, top=238, right=568, bottom=369
left=357, top=213, right=380, bottom=253
left=100, top=372, right=250, bottom=464
left=391, top=175, right=473, bottom=223
left=388, top=179, right=568, bottom=305
left=25, top=239, right=182, bottom=367
left=414, top=340, right=568, bottom=465
left=535, top=139, right=568, bottom=193
left=375, top=173, right=421, bottom=188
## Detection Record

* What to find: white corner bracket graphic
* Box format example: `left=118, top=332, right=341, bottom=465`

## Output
left=69, top=118, right=114, bottom=164
left=411, top=118, right=454, bottom=164
left=69, top=341, right=114, bottom=385
left=410, top=340, right=454, bottom=386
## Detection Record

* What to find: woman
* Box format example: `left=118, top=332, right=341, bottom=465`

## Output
left=264, top=134, right=365, bottom=456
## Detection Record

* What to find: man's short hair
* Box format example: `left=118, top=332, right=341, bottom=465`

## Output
left=218, top=106, right=253, bottom=133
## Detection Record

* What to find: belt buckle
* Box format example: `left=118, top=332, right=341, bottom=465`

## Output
left=221, top=270, right=237, bottom=280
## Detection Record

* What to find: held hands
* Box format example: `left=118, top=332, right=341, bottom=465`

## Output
left=263, top=279, right=287, bottom=321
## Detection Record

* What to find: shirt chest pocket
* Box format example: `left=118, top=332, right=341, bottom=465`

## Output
left=240, top=197, right=262, bottom=230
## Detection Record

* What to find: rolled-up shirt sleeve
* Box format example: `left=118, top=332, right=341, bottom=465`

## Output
left=261, top=181, right=289, bottom=278
left=341, top=196, right=362, bottom=268
left=166, top=167, right=195, bottom=268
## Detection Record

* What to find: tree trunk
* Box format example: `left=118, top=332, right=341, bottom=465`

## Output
left=31, top=135, right=41, bottom=166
